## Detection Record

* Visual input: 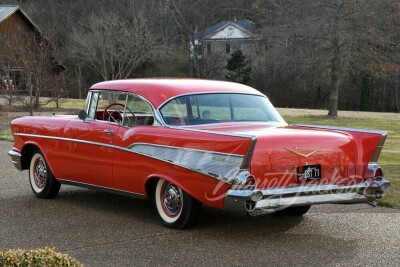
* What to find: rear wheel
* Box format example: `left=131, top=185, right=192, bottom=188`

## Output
left=155, top=179, right=201, bottom=229
left=275, top=205, right=311, bottom=216
left=29, top=150, right=60, bottom=199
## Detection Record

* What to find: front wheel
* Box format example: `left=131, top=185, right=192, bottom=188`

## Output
left=29, top=150, right=60, bottom=199
left=274, top=205, right=311, bottom=216
left=155, top=179, right=201, bottom=229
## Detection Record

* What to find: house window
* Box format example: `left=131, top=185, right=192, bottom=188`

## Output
left=207, top=43, right=211, bottom=54
left=226, top=43, right=231, bottom=54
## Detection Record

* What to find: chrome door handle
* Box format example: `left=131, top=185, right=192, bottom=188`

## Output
left=104, top=129, right=115, bottom=135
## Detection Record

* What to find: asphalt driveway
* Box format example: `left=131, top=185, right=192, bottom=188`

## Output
left=0, top=141, right=399, bottom=266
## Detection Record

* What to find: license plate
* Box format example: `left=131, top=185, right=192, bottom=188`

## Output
left=296, top=164, right=321, bottom=182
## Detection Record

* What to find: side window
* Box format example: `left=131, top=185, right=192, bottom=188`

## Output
left=88, top=91, right=127, bottom=124
left=125, top=95, right=154, bottom=127
left=159, top=96, right=188, bottom=125
left=231, top=94, right=269, bottom=121
left=160, top=96, right=187, bottom=117
left=87, top=92, right=98, bottom=119
left=196, top=94, right=231, bottom=120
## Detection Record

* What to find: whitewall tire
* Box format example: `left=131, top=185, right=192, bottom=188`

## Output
left=155, top=179, right=201, bottom=229
left=29, top=150, right=60, bottom=199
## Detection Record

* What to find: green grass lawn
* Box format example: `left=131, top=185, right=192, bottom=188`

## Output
left=0, top=129, right=13, bottom=142
left=43, top=98, right=86, bottom=109
left=283, top=115, right=400, bottom=208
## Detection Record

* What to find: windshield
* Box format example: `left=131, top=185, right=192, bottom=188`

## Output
left=159, top=93, right=284, bottom=126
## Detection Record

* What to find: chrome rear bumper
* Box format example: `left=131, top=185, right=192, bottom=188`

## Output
left=8, top=149, right=23, bottom=171
left=224, top=177, right=390, bottom=212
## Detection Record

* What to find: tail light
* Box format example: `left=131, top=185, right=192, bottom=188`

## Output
left=245, top=175, right=257, bottom=190
left=375, top=168, right=383, bottom=177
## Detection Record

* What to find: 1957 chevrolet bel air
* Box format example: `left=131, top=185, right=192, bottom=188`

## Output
left=8, top=79, right=390, bottom=229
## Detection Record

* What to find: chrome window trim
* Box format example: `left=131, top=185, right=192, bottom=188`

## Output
left=157, top=91, right=266, bottom=111
left=59, top=179, right=145, bottom=199
left=157, top=92, right=278, bottom=126
left=88, top=89, right=163, bottom=126
left=84, top=91, right=92, bottom=114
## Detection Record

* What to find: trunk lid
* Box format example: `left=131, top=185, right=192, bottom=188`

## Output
left=191, top=123, right=359, bottom=188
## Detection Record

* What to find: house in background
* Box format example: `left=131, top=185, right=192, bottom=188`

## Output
left=190, top=19, right=261, bottom=79
left=0, top=5, right=64, bottom=97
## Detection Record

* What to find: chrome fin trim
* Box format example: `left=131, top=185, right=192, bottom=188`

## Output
left=129, top=143, right=244, bottom=183
left=239, top=136, right=257, bottom=171
left=370, top=133, right=387, bottom=162
left=292, top=124, right=387, bottom=135
left=14, top=133, right=244, bottom=184
left=291, top=124, right=387, bottom=162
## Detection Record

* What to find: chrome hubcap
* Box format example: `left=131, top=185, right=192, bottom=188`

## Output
left=34, top=157, right=47, bottom=189
left=162, top=183, right=183, bottom=216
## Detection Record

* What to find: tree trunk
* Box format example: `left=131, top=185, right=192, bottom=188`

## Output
left=29, top=74, right=34, bottom=116
left=328, top=45, right=340, bottom=116
left=76, top=65, right=82, bottom=99
left=328, top=2, right=342, bottom=117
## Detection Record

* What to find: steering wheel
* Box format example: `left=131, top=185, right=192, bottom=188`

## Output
left=103, top=103, right=136, bottom=126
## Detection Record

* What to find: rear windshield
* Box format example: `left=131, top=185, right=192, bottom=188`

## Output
left=159, top=93, right=284, bottom=126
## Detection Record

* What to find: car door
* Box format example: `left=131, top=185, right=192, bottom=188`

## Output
left=60, top=91, right=126, bottom=188
left=112, top=93, right=157, bottom=194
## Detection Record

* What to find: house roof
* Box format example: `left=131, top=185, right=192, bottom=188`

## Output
left=0, top=5, right=42, bottom=32
left=0, top=5, right=66, bottom=71
left=0, top=5, right=19, bottom=22
left=204, top=19, right=254, bottom=36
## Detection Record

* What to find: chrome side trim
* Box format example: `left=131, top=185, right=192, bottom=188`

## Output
left=14, top=133, right=237, bottom=184
left=59, top=179, right=146, bottom=199
left=224, top=177, right=391, bottom=212
left=8, top=149, right=22, bottom=171
left=292, top=124, right=387, bottom=136
left=14, top=133, right=116, bottom=149
left=129, top=143, right=244, bottom=183
left=129, top=142, right=243, bottom=157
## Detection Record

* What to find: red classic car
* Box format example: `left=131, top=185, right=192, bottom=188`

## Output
left=8, top=79, right=390, bottom=229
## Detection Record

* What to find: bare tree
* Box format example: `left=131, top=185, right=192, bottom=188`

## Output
left=0, top=33, right=64, bottom=115
left=263, top=0, right=400, bottom=115
left=69, top=10, right=162, bottom=81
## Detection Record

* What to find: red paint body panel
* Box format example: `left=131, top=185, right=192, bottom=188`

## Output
left=9, top=79, right=386, bottom=211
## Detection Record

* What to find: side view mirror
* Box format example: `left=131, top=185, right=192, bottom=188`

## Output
left=78, top=110, right=88, bottom=120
